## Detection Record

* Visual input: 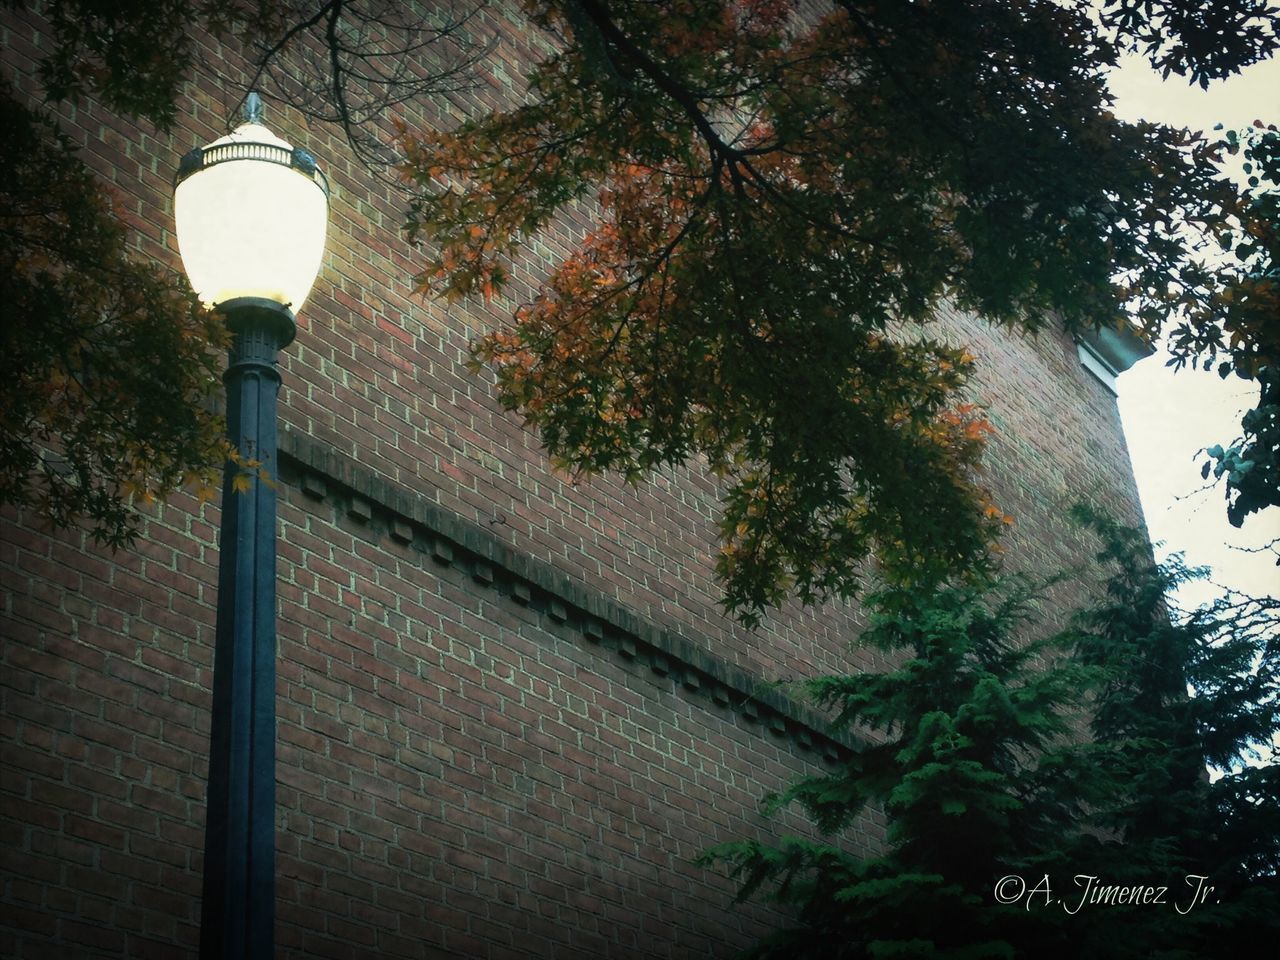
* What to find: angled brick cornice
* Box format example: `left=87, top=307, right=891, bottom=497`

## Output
left=278, top=425, right=857, bottom=762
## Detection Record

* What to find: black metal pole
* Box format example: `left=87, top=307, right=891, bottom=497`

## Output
left=200, top=298, right=295, bottom=960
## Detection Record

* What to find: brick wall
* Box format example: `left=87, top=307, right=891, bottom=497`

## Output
left=1, top=3, right=1148, bottom=957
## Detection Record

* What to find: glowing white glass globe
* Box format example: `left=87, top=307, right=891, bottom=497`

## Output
left=174, top=119, right=328, bottom=313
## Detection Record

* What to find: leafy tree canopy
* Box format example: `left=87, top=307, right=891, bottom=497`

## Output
left=1194, top=124, right=1280, bottom=529
left=0, top=80, right=226, bottom=546
left=0, top=0, right=478, bottom=540
left=5, top=0, right=1276, bottom=594
left=1097, top=0, right=1279, bottom=87
left=400, top=0, right=1280, bottom=617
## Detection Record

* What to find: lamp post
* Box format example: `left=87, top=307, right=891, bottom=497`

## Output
left=174, top=94, right=328, bottom=960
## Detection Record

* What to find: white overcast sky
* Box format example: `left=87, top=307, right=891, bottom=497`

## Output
left=1106, top=51, right=1280, bottom=607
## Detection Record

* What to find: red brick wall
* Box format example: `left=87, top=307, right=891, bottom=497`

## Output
left=1, top=3, right=1147, bottom=957
left=2, top=472, right=859, bottom=959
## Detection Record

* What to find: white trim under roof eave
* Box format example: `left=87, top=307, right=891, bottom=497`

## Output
left=1076, top=323, right=1154, bottom=395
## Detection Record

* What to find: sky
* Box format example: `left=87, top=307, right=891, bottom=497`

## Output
left=1105, top=51, right=1280, bottom=609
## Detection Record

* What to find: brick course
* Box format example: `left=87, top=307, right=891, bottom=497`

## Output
left=2, top=3, right=1148, bottom=957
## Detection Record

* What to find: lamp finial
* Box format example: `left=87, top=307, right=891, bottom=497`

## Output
left=243, top=92, right=263, bottom=125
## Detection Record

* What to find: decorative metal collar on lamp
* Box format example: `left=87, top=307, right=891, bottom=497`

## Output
left=173, top=92, right=329, bottom=344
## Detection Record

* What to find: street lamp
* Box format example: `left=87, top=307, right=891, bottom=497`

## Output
left=174, top=93, right=328, bottom=960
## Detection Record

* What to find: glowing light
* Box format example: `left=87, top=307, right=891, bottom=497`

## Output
left=175, top=120, right=328, bottom=312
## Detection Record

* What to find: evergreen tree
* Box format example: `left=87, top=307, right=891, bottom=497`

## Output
left=704, top=512, right=1280, bottom=958
left=1067, top=506, right=1280, bottom=956
left=700, top=570, right=1099, bottom=958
